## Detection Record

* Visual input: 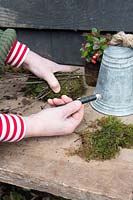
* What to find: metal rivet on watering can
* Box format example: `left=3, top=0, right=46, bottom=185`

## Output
left=91, top=45, right=133, bottom=116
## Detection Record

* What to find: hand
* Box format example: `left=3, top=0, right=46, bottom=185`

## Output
left=23, top=51, right=73, bottom=93
left=47, top=94, right=73, bottom=106
left=24, top=96, right=84, bottom=137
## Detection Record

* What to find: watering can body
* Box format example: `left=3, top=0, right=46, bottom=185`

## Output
left=91, top=46, right=133, bottom=116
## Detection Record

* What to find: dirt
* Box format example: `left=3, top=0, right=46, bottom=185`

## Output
left=0, top=72, right=46, bottom=116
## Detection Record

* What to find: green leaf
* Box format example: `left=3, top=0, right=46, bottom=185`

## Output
left=85, top=43, right=91, bottom=48
left=86, top=57, right=91, bottom=63
left=92, top=37, right=99, bottom=43
left=92, top=28, right=98, bottom=33
left=82, top=50, right=88, bottom=57
left=100, top=37, right=106, bottom=43
left=101, top=44, right=108, bottom=50
left=98, top=50, right=103, bottom=55
left=87, top=35, right=92, bottom=41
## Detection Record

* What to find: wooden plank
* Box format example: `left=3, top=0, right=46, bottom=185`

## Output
left=0, top=78, right=133, bottom=200
left=0, top=115, right=133, bottom=200
left=0, top=0, right=133, bottom=32
left=17, top=29, right=84, bottom=65
left=0, top=100, right=133, bottom=200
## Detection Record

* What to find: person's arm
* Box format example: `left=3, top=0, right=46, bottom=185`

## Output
left=23, top=51, right=72, bottom=93
left=0, top=28, right=72, bottom=93
left=0, top=29, right=26, bottom=142
left=0, top=29, right=84, bottom=142
left=0, top=96, right=84, bottom=142
left=0, top=29, right=16, bottom=69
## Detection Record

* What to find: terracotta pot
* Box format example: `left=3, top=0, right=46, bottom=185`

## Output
left=84, top=61, right=101, bottom=86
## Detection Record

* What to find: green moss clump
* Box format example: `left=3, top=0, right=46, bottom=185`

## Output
left=76, top=116, right=133, bottom=161
left=23, top=71, right=86, bottom=100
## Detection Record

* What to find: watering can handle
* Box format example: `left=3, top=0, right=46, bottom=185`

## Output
left=78, top=94, right=102, bottom=104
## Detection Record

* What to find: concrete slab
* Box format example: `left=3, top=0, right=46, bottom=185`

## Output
left=0, top=73, right=133, bottom=200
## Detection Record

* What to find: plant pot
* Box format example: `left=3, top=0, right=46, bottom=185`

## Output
left=84, top=61, right=101, bottom=86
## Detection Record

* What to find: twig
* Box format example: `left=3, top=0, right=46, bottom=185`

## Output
left=36, top=90, right=51, bottom=100
left=35, top=87, right=49, bottom=100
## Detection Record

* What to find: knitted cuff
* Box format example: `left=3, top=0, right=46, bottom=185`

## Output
left=5, top=40, right=30, bottom=68
left=0, top=114, right=26, bottom=142
left=0, top=30, right=4, bottom=40
left=0, top=29, right=16, bottom=68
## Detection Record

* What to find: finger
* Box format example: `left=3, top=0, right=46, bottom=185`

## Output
left=61, top=100, right=82, bottom=117
left=48, top=96, right=73, bottom=106
left=67, top=105, right=84, bottom=127
left=53, top=98, right=65, bottom=105
left=47, top=99, right=55, bottom=106
left=48, top=95, right=74, bottom=107
left=71, top=105, right=84, bottom=121
left=46, top=73, right=60, bottom=93
left=61, top=95, right=73, bottom=103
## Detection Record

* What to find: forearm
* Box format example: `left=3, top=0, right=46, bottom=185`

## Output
left=0, top=29, right=27, bottom=142
left=23, top=115, right=37, bottom=138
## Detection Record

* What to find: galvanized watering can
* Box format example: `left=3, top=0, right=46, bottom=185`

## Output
left=91, top=45, right=133, bottom=116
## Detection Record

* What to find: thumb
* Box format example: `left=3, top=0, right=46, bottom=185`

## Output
left=46, top=73, right=60, bottom=93
left=62, top=100, right=82, bottom=117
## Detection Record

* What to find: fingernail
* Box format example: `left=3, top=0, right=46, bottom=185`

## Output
left=54, top=87, right=60, bottom=93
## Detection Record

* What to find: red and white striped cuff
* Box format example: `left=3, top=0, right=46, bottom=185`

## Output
left=5, top=40, right=30, bottom=68
left=0, top=114, right=26, bottom=142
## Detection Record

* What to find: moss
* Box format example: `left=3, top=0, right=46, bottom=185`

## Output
left=23, top=71, right=86, bottom=100
left=76, top=116, right=133, bottom=161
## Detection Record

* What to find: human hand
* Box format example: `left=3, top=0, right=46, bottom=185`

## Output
left=23, top=51, right=73, bottom=93
left=24, top=96, right=84, bottom=137
left=47, top=94, right=73, bottom=106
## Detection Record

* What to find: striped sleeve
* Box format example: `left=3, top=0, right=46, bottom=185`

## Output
left=5, top=40, right=30, bottom=68
left=0, top=114, right=26, bottom=142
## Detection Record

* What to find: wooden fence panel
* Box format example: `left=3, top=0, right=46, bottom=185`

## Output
left=0, top=0, right=132, bottom=65
left=17, top=29, right=83, bottom=65
left=0, top=0, right=132, bottom=31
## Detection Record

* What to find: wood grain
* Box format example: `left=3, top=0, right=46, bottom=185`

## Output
left=0, top=0, right=132, bottom=31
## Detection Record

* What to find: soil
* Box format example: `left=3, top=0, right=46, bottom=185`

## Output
left=0, top=69, right=86, bottom=116
left=0, top=72, right=48, bottom=115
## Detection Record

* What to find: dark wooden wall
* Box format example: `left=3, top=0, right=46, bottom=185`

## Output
left=0, top=0, right=133, bottom=65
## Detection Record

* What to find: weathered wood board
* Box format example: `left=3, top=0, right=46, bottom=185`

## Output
left=0, top=82, right=132, bottom=200
left=0, top=136, right=133, bottom=200
left=0, top=0, right=132, bottom=31
left=0, top=0, right=132, bottom=65
left=16, top=29, right=84, bottom=65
